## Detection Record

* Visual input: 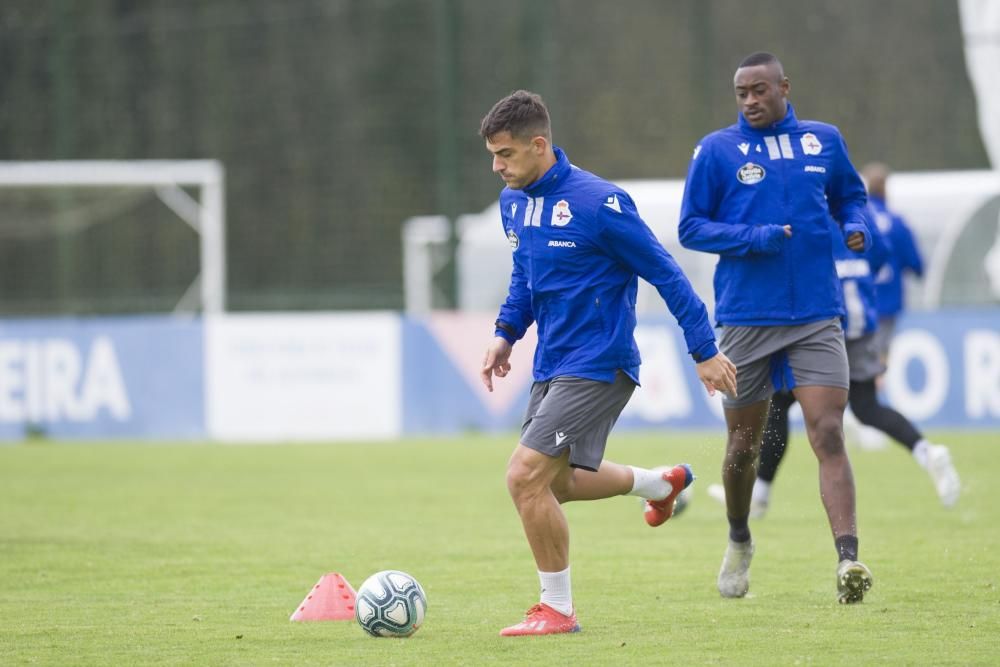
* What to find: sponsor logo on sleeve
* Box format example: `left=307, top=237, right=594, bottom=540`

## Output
left=507, top=228, right=519, bottom=250
left=737, top=162, right=766, bottom=185
left=804, top=165, right=827, bottom=173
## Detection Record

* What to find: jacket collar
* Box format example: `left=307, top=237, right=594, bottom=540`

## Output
left=523, top=146, right=571, bottom=197
left=738, top=102, right=799, bottom=134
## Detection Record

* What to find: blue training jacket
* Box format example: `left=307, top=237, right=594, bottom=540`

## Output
left=868, top=195, right=924, bottom=319
left=833, top=212, right=889, bottom=340
left=679, top=104, right=870, bottom=326
left=494, top=147, right=718, bottom=383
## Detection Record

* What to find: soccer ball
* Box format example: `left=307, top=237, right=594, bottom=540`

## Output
left=354, top=570, right=427, bottom=638
left=672, top=486, right=693, bottom=517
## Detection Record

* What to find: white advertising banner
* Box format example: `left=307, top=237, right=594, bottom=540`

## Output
left=205, top=313, right=401, bottom=441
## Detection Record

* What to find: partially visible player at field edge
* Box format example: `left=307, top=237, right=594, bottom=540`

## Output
left=479, top=90, right=737, bottom=636
left=862, top=162, right=925, bottom=368
left=679, top=52, right=874, bottom=604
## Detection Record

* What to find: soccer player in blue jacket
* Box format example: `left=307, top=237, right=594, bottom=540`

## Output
left=679, top=52, right=874, bottom=604
left=710, top=216, right=960, bottom=521
left=479, top=90, right=737, bottom=636
left=862, top=163, right=925, bottom=364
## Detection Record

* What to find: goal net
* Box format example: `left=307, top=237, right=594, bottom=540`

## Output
left=0, top=160, right=225, bottom=315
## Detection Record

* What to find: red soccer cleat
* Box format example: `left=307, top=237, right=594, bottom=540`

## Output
left=643, top=463, right=695, bottom=527
left=499, top=603, right=581, bottom=636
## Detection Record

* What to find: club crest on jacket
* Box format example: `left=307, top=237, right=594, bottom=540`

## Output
left=551, top=200, right=573, bottom=227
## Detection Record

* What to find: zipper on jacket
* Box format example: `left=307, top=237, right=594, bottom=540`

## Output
left=778, top=147, right=795, bottom=319
left=594, top=296, right=605, bottom=334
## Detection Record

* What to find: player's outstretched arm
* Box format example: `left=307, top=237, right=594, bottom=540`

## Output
left=696, top=351, right=738, bottom=397
left=480, top=336, right=513, bottom=393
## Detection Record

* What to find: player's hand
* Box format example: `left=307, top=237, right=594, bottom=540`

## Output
left=696, top=351, right=737, bottom=397
left=843, top=221, right=870, bottom=252
left=846, top=231, right=866, bottom=251
left=752, top=225, right=791, bottom=254
left=480, top=336, right=513, bottom=393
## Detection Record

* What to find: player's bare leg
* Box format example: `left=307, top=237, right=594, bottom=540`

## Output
left=554, top=460, right=694, bottom=526
left=507, top=445, right=571, bottom=572
left=717, top=400, right=769, bottom=597
left=794, top=384, right=873, bottom=603
left=793, top=385, right=855, bottom=538
left=722, top=400, right=769, bottom=523
left=550, top=460, right=633, bottom=502
left=502, top=445, right=581, bottom=635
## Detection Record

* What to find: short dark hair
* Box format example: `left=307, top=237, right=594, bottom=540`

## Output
left=737, top=51, right=782, bottom=70
left=479, top=90, right=552, bottom=143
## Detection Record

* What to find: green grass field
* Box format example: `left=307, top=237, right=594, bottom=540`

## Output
left=1, top=431, right=998, bottom=665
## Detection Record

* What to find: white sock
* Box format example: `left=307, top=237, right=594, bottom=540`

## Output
left=626, top=465, right=671, bottom=500
left=912, top=439, right=931, bottom=468
left=538, top=566, right=573, bottom=616
left=751, top=478, right=771, bottom=505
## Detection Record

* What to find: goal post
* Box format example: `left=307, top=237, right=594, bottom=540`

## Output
left=0, top=160, right=226, bottom=313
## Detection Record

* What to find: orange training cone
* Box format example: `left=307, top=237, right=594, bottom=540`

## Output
left=290, top=573, right=357, bottom=621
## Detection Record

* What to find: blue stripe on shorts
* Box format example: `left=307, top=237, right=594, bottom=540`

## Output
left=770, top=351, right=797, bottom=393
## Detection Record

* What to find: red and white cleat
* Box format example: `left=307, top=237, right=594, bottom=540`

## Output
left=643, top=464, right=695, bottom=527
left=499, top=603, right=581, bottom=636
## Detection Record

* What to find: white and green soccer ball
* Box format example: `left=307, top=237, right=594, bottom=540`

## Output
left=672, top=486, right=693, bottom=517
left=355, top=570, right=427, bottom=638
